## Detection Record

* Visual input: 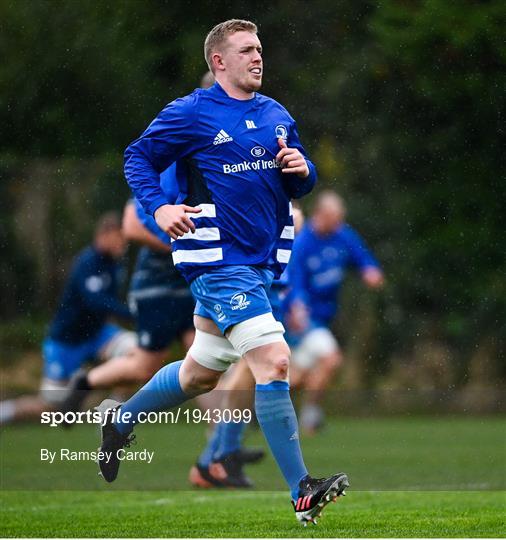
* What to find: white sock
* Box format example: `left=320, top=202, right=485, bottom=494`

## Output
left=0, top=400, right=16, bottom=425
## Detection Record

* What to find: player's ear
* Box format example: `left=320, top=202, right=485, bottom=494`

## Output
left=212, top=52, right=225, bottom=72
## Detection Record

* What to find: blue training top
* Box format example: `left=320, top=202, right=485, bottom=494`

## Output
left=131, top=164, right=190, bottom=292
left=288, top=222, right=381, bottom=326
left=133, top=164, right=180, bottom=246
left=125, top=82, right=316, bottom=283
left=48, top=246, right=132, bottom=344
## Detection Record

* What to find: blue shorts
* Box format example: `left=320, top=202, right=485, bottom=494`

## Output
left=269, top=284, right=290, bottom=324
left=42, top=323, right=122, bottom=381
left=129, top=291, right=194, bottom=351
left=192, top=266, right=275, bottom=334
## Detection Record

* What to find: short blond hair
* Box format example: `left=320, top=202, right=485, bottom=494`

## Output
left=204, top=19, right=258, bottom=72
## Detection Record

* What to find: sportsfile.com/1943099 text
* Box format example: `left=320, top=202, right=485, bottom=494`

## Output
left=40, top=408, right=252, bottom=428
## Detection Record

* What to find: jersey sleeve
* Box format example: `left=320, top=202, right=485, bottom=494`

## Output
left=124, top=93, right=199, bottom=216
left=286, top=230, right=311, bottom=306
left=282, top=120, right=317, bottom=199
left=76, top=261, right=133, bottom=321
left=342, top=225, right=381, bottom=271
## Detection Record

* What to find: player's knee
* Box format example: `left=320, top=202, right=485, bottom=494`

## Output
left=182, top=362, right=220, bottom=393
left=253, top=342, right=291, bottom=383
left=102, top=331, right=136, bottom=359
left=194, top=375, right=219, bottom=393
left=320, top=351, right=341, bottom=372
left=270, top=353, right=290, bottom=380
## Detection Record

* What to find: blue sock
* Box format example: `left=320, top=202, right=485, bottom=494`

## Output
left=197, top=422, right=223, bottom=467
left=215, top=420, right=246, bottom=459
left=255, top=381, right=308, bottom=500
left=115, top=360, right=187, bottom=435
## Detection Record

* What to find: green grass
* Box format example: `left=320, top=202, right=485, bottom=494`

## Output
left=1, top=416, right=505, bottom=537
left=1, top=490, right=504, bottom=537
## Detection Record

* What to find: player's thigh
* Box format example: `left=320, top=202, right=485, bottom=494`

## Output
left=191, top=267, right=283, bottom=377
left=131, top=346, right=168, bottom=380
left=189, top=320, right=241, bottom=372
left=194, top=314, right=221, bottom=336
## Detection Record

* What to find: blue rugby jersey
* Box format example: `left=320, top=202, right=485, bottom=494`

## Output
left=133, top=164, right=179, bottom=245
left=131, top=165, right=189, bottom=294
left=288, top=223, right=381, bottom=326
left=125, top=82, right=316, bottom=283
left=48, top=246, right=132, bottom=344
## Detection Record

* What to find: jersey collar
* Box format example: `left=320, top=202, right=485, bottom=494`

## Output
left=209, top=82, right=258, bottom=104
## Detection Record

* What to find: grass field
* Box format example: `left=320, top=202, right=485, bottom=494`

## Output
left=1, top=415, right=505, bottom=537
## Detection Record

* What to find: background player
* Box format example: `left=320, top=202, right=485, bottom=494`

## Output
left=286, top=191, right=384, bottom=433
left=0, top=213, right=136, bottom=424
left=190, top=206, right=306, bottom=488
left=60, top=167, right=195, bottom=411
left=60, top=74, right=217, bottom=412
left=95, top=20, right=349, bottom=525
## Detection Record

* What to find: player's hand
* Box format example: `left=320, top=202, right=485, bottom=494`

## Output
left=286, top=300, right=310, bottom=334
left=276, top=138, right=309, bottom=178
left=154, top=204, right=202, bottom=241
left=362, top=267, right=385, bottom=289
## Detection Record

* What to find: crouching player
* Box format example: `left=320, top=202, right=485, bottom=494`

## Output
left=0, top=213, right=136, bottom=425
left=59, top=169, right=195, bottom=412
left=94, top=20, right=349, bottom=524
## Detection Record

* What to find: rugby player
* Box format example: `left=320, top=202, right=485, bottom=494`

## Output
left=0, top=213, right=135, bottom=424
left=189, top=206, right=305, bottom=489
left=59, top=165, right=195, bottom=414
left=59, top=74, right=217, bottom=413
left=287, top=191, right=384, bottom=433
left=96, top=20, right=348, bottom=524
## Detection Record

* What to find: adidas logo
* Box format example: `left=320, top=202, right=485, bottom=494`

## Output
left=289, top=431, right=299, bottom=441
left=213, top=129, right=233, bottom=145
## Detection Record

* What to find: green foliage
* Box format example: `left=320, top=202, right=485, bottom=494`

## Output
left=368, top=0, right=506, bottom=346
left=2, top=0, right=504, bottom=379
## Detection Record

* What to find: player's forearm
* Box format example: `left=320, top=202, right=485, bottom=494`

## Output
left=123, top=200, right=170, bottom=252
left=126, top=224, right=170, bottom=252
left=124, top=145, right=168, bottom=216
